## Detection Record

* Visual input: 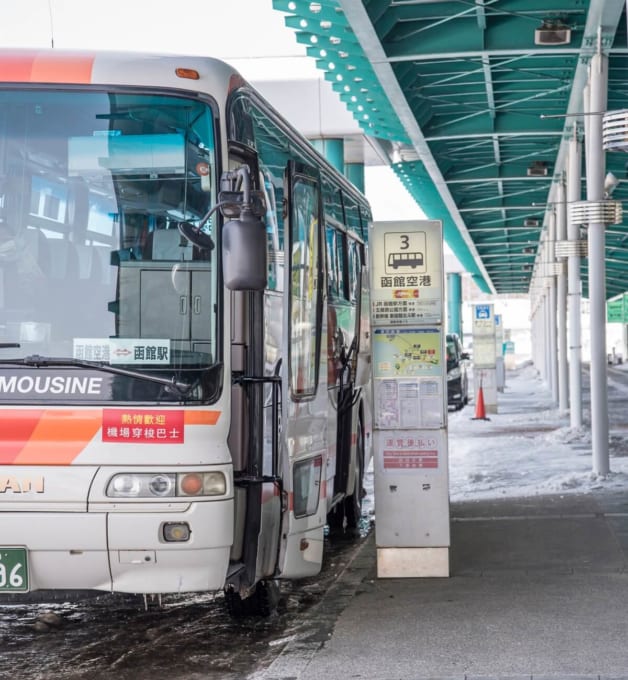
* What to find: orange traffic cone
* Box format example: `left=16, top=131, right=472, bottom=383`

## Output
left=472, top=381, right=490, bottom=421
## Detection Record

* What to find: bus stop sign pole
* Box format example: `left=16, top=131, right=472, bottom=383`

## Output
left=369, top=220, right=450, bottom=578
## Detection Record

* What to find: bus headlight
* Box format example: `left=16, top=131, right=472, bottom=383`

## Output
left=110, top=474, right=142, bottom=497
left=107, top=472, right=226, bottom=498
left=149, top=474, right=175, bottom=497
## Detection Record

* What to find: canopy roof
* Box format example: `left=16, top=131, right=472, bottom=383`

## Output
left=274, top=0, right=628, bottom=299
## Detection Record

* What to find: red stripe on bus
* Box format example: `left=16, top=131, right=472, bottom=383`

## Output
left=0, top=410, right=44, bottom=463
left=0, top=53, right=94, bottom=83
left=0, top=408, right=221, bottom=465
left=184, top=411, right=221, bottom=425
left=11, top=410, right=102, bottom=465
left=0, top=55, right=35, bottom=82
left=32, top=54, right=94, bottom=83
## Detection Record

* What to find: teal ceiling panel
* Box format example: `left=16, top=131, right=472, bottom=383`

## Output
left=391, top=161, right=491, bottom=294
left=275, top=0, right=628, bottom=299
left=275, top=0, right=409, bottom=142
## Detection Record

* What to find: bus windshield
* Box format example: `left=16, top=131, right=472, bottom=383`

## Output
left=0, top=88, right=219, bottom=402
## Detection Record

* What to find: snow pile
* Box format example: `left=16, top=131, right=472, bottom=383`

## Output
left=447, top=362, right=628, bottom=501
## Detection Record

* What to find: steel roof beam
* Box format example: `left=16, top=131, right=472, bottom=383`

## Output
left=457, top=205, right=549, bottom=212
left=446, top=175, right=554, bottom=183
left=388, top=49, right=584, bottom=63
left=426, top=130, right=560, bottom=141
left=468, top=212, right=544, bottom=227
left=460, top=185, right=549, bottom=206
left=340, top=0, right=495, bottom=292
left=424, top=83, right=570, bottom=132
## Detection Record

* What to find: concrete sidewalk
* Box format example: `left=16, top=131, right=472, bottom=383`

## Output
left=258, top=491, right=628, bottom=679
left=254, top=364, right=628, bottom=680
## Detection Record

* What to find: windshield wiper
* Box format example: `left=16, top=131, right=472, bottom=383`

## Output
left=0, top=343, right=20, bottom=348
left=0, top=354, right=194, bottom=397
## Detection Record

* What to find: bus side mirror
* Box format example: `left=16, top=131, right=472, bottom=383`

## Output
left=222, top=209, right=267, bottom=291
left=219, top=166, right=267, bottom=291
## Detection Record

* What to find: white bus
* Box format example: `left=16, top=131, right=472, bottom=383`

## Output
left=0, top=49, right=373, bottom=614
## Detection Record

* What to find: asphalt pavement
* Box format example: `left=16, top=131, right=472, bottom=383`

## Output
left=254, top=366, right=628, bottom=680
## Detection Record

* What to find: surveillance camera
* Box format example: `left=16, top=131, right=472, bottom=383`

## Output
left=604, top=172, right=619, bottom=195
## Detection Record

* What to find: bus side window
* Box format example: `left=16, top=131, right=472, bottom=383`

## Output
left=260, top=168, right=284, bottom=292
left=336, top=231, right=347, bottom=300
left=289, top=172, right=322, bottom=398
left=347, top=239, right=361, bottom=303
left=326, top=227, right=339, bottom=299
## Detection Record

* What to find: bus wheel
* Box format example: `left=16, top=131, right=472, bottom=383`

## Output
left=343, top=419, right=365, bottom=530
left=224, top=580, right=280, bottom=618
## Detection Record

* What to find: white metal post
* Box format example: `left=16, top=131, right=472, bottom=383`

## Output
left=537, top=297, right=544, bottom=375
left=547, top=213, right=558, bottom=405
left=556, top=177, right=569, bottom=411
left=566, top=131, right=583, bottom=428
left=531, top=303, right=538, bottom=369
left=585, top=51, right=610, bottom=475
left=545, top=288, right=552, bottom=386
left=541, top=283, right=549, bottom=383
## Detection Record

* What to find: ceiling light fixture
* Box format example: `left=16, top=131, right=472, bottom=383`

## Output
left=527, top=161, right=549, bottom=177
left=535, top=19, right=572, bottom=46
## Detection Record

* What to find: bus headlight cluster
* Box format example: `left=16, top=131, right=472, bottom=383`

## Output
left=106, top=472, right=226, bottom=498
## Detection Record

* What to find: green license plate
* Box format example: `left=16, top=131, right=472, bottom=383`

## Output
left=0, top=548, right=29, bottom=592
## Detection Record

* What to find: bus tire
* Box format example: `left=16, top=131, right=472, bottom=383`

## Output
left=224, top=580, right=280, bottom=618
left=343, top=418, right=365, bottom=530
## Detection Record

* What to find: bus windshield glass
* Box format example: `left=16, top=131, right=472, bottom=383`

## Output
left=0, top=88, right=219, bottom=402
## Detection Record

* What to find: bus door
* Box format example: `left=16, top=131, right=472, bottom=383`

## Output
left=328, top=233, right=362, bottom=525
left=277, top=161, right=328, bottom=579
left=225, top=144, right=282, bottom=597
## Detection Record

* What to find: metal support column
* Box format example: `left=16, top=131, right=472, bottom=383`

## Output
left=542, top=286, right=549, bottom=383
left=537, top=294, right=546, bottom=379
left=533, top=298, right=543, bottom=375
left=344, top=162, right=365, bottom=194
left=311, top=138, right=344, bottom=174
left=536, top=285, right=548, bottom=383
left=566, top=130, right=583, bottom=428
left=547, top=215, right=558, bottom=405
left=585, top=50, right=609, bottom=475
left=543, top=284, right=552, bottom=392
left=556, top=177, right=569, bottom=411
left=447, top=272, right=463, bottom=338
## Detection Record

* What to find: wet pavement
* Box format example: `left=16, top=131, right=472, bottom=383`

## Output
left=0, top=519, right=373, bottom=680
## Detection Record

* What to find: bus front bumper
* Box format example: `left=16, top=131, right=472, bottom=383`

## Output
left=1, top=499, right=234, bottom=594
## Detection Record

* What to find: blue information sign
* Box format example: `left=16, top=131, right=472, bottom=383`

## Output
left=475, top=304, right=491, bottom=320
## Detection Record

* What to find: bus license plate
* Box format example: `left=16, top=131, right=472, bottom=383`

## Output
left=0, top=548, right=29, bottom=592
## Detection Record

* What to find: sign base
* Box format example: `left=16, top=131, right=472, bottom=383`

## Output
left=377, top=547, right=449, bottom=578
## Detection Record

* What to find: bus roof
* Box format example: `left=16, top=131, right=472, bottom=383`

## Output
left=0, top=48, right=241, bottom=93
